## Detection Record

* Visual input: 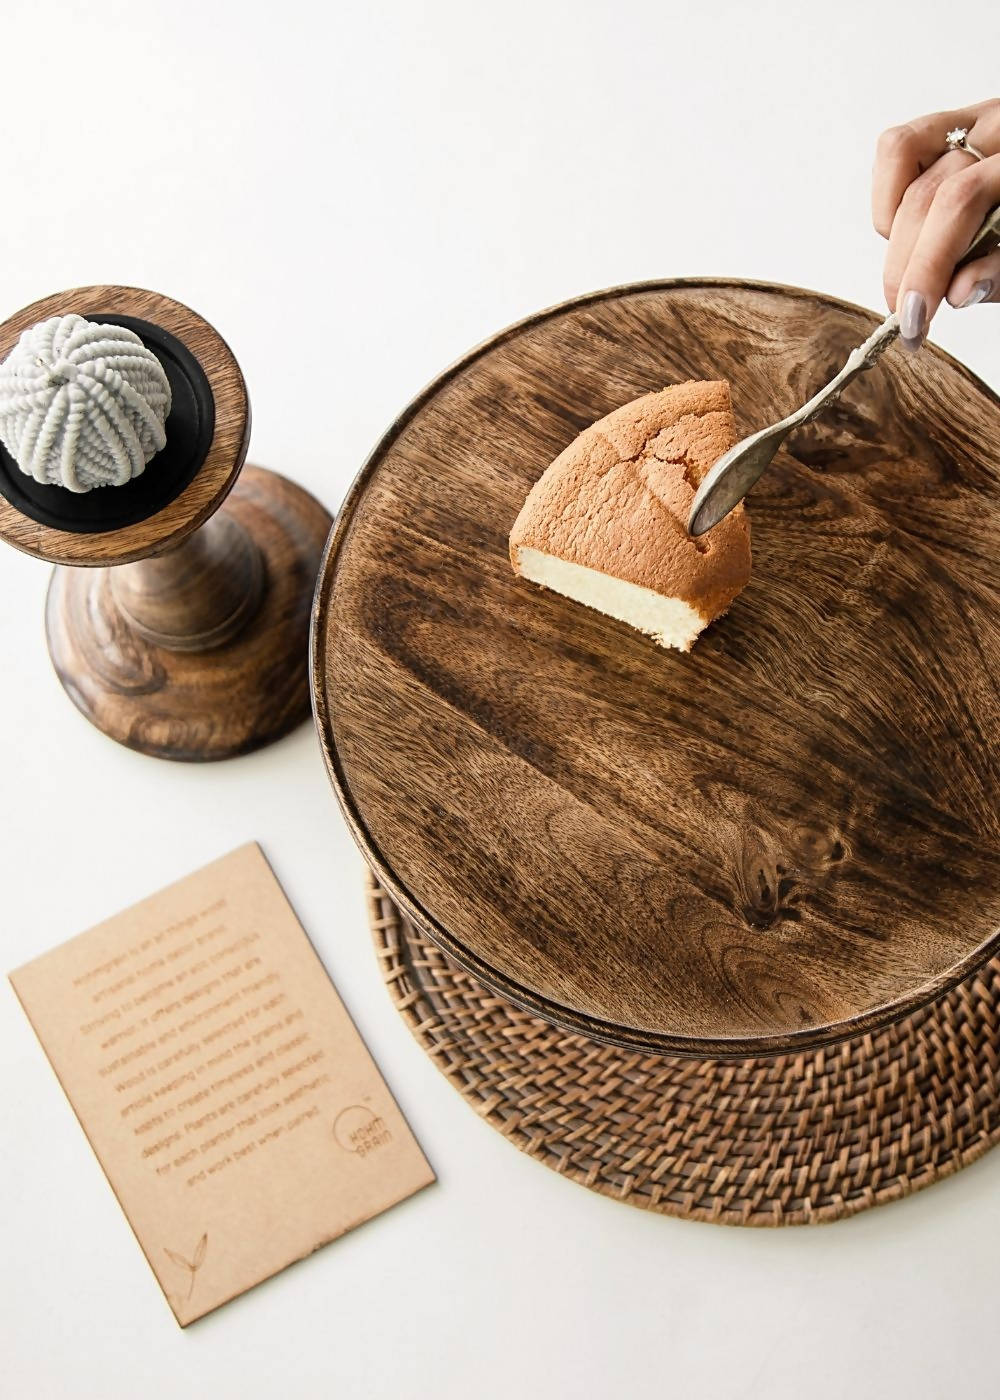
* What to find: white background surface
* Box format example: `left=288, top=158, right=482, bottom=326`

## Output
left=2, top=3, right=999, bottom=1397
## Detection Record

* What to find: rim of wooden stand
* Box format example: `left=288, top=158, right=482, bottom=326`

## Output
left=0, top=286, right=249, bottom=566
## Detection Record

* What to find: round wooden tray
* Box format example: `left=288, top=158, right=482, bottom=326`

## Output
left=312, top=280, right=1000, bottom=1057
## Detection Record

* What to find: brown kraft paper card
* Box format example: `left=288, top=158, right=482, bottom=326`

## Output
left=9, top=842, right=435, bottom=1325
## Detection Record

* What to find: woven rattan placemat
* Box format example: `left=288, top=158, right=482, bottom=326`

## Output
left=367, top=874, right=1000, bottom=1226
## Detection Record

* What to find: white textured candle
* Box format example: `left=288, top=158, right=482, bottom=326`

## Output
left=0, top=313, right=171, bottom=492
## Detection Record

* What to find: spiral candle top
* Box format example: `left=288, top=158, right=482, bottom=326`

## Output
left=0, top=313, right=172, bottom=492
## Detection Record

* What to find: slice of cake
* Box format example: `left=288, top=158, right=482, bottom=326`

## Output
left=509, top=380, right=751, bottom=651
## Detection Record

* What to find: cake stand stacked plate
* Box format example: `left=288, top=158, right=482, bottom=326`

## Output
left=312, top=280, right=1000, bottom=1221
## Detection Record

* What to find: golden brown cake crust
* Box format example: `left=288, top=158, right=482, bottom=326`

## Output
left=509, top=380, right=751, bottom=621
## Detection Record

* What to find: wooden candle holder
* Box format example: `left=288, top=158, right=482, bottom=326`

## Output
left=0, top=286, right=333, bottom=760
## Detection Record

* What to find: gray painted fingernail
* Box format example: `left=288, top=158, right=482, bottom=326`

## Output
left=959, top=279, right=992, bottom=308
left=899, top=290, right=926, bottom=350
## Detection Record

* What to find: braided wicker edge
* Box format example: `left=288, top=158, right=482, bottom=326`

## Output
left=366, top=872, right=1000, bottom=1226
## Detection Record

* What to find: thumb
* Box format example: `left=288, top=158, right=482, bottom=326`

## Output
left=945, top=250, right=1000, bottom=307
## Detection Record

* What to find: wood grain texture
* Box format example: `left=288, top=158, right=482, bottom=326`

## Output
left=312, top=280, right=1000, bottom=1057
left=48, top=466, right=332, bottom=760
left=0, top=286, right=249, bottom=566
left=110, top=510, right=265, bottom=652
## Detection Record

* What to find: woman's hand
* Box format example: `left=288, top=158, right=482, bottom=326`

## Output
left=872, top=98, right=1000, bottom=349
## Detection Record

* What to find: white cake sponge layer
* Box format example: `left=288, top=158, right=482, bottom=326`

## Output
left=515, top=546, right=707, bottom=652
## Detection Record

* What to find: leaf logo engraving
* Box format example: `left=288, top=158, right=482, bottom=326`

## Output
left=164, top=1233, right=208, bottom=1299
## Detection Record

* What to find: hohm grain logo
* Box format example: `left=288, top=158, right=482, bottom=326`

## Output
left=333, top=1104, right=392, bottom=1158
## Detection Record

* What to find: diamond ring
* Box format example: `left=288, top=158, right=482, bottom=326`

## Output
left=946, top=127, right=986, bottom=161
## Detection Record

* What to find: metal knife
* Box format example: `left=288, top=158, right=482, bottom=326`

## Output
left=686, top=201, right=1000, bottom=536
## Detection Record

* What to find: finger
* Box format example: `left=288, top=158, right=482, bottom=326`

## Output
left=872, top=108, right=980, bottom=237
left=946, top=249, right=1000, bottom=307
left=882, top=151, right=972, bottom=310
left=966, top=101, right=1000, bottom=157
left=896, top=154, right=1000, bottom=348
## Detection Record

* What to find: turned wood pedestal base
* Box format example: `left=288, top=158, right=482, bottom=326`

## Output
left=46, top=466, right=332, bottom=761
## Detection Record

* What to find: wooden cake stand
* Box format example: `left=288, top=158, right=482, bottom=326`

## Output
left=312, top=280, right=1000, bottom=1058
left=0, top=286, right=333, bottom=761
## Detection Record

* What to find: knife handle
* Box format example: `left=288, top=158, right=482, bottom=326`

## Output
left=956, top=201, right=1000, bottom=269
